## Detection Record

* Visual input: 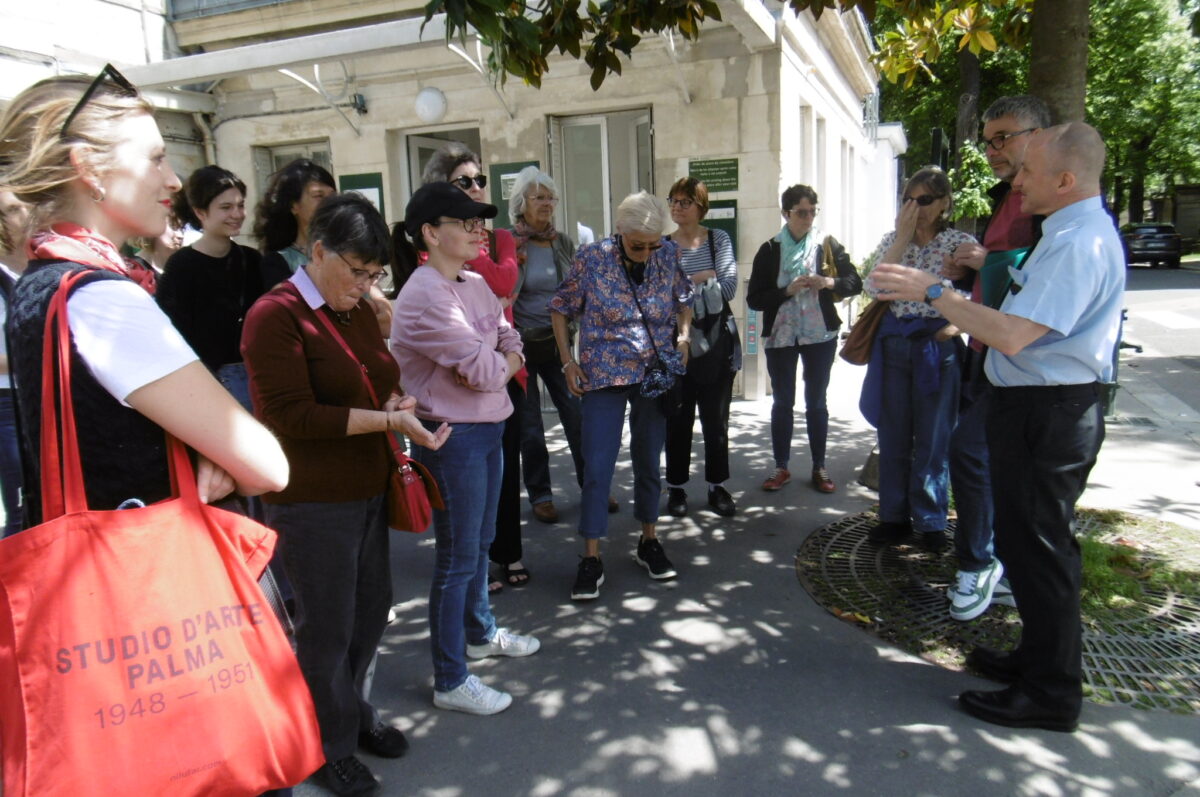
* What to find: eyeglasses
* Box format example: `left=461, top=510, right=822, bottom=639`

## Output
left=786, top=207, right=818, bottom=219
left=902, top=194, right=944, bottom=206
left=451, top=175, right=487, bottom=191
left=60, top=63, right=138, bottom=140
left=622, top=237, right=662, bottom=254
left=431, top=217, right=485, bottom=234
left=334, top=250, right=386, bottom=286
left=529, top=193, right=558, bottom=204
left=668, top=198, right=695, bottom=210
left=979, top=128, right=1036, bottom=152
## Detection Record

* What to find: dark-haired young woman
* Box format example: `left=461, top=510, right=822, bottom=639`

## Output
left=157, top=165, right=265, bottom=413
left=254, top=158, right=336, bottom=288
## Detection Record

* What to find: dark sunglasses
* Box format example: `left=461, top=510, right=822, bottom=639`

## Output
left=902, top=194, right=944, bottom=206
left=621, top=236, right=662, bottom=254
left=451, top=175, right=487, bottom=191
left=60, top=64, right=138, bottom=140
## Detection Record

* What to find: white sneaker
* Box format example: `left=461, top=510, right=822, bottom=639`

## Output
left=949, top=558, right=1005, bottom=621
left=992, top=577, right=1017, bottom=607
left=466, top=628, right=541, bottom=659
left=433, top=674, right=513, bottom=715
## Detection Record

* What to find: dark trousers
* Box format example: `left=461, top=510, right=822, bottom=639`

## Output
left=987, top=382, right=1104, bottom=715
left=266, top=495, right=391, bottom=760
left=0, top=392, right=23, bottom=536
left=664, top=366, right=734, bottom=486
left=489, top=379, right=525, bottom=566
left=764, top=338, right=837, bottom=470
left=520, top=345, right=585, bottom=504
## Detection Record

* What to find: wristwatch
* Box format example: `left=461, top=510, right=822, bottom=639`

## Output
left=923, top=283, right=944, bottom=305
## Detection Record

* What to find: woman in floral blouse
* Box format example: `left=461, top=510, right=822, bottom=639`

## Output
left=862, top=167, right=976, bottom=552
left=550, top=192, right=692, bottom=602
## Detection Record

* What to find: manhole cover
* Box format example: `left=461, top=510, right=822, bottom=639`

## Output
left=796, top=512, right=1200, bottom=713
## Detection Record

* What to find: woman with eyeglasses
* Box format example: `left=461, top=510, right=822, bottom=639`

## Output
left=157, top=165, right=266, bottom=415
left=747, top=184, right=862, bottom=496
left=242, top=192, right=447, bottom=794
left=861, top=167, right=976, bottom=552
left=0, top=70, right=293, bottom=786
left=391, top=182, right=540, bottom=717
left=550, top=192, right=693, bottom=602
left=663, top=177, right=741, bottom=518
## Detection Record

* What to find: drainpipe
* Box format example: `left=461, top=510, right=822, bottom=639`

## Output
left=192, top=113, right=216, bottom=165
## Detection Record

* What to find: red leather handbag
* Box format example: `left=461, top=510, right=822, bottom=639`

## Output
left=0, top=272, right=325, bottom=796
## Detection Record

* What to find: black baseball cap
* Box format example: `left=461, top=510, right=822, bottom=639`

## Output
left=404, top=181, right=497, bottom=237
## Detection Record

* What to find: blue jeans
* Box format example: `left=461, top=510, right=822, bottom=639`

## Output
left=579, top=386, right=666, bottom=539
left=217, top=362, right=254, bottom=413
left=950, top=388, right=994, bottom=571
left=0, top=392, right=23, bottom=536
left=764, top=338, right=837, bottom=470
left=415, top=421, right=503, bottom=692
left=520, top=357, right=585, bottom=504
left=877, top=335, right=960, bottom=533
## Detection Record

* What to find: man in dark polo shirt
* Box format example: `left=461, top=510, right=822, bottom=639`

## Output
left=872, top=122, right=1124, bottom=732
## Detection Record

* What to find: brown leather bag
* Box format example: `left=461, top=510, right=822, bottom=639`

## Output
left=838, top=299, right=889, bottom=365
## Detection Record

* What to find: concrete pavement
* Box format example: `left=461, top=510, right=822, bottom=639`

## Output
left=302, top=273, right=1200, bottom=796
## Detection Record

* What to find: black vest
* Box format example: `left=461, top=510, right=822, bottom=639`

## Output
left=7, top=261, right=171, bottom=525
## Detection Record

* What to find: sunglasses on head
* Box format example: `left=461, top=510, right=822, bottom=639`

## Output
left=451, top=175, right=487, bottom=191
left=902, top=193, right=944, bottom=206
left=60, top=63, right=138, bottom=140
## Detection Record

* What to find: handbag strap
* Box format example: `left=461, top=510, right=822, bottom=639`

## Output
left=618, top=245, right=668, bottom=364
left=40, top=270, right=197, bottom=518
left=309, top=303, right=410, bottom=462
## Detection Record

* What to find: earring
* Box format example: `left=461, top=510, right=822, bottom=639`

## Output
left=90, top=184, right=106, bottom=203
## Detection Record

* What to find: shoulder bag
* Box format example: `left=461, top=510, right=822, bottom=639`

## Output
left=311, top=306, right=444, bottom=532
left=838, top=299, right=889, bottom=365
left=0, top=271, right=324, bottom=796
left=620, top=256, right=684, bottom=416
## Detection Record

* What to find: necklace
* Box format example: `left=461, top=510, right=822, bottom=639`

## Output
left=334, top=309, right=352, bottom=326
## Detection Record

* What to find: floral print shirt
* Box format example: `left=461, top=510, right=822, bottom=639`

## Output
left=550, top=236, right=693, bottom=391
left=863, top=228, right=976, bottom=319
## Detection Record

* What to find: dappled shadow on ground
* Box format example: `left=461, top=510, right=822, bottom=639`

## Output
left=307, top=402, right=1200, bottom=796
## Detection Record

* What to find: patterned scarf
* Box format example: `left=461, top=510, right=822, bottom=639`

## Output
left=511, top=217, right=557, bottom=265
left=776, top=225, right=820, bottom=287
left=27, top=223, right=157, bottom=294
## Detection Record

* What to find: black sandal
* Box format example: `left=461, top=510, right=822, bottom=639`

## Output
left=487, top=573, right=504, bottom=594
left=505, top=565, right=531, bottom=587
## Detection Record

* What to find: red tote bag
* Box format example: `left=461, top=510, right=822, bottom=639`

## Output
left=0, top=272, right=325, bottom=796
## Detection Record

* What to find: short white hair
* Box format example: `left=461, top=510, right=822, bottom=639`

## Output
left=615, top=191, right=673, bottom=237
left=508, top=166, right=559, bottom=226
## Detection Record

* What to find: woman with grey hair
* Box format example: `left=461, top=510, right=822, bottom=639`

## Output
left=550, top=191, right=693, bottom=601
left=505, top=165, right=598, bottom=535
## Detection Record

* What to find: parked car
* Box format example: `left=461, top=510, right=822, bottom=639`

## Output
left=1121, top=222, right=1183, bottom=269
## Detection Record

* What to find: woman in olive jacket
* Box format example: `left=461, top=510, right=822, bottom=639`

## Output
left=746, top=184, right=861, bottom=495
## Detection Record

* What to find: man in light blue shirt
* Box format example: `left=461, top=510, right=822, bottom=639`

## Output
left=872, top=122, right=1123, bottom=733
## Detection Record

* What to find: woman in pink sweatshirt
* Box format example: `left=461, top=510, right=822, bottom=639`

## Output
left=390, top=182, right=540, bottom=717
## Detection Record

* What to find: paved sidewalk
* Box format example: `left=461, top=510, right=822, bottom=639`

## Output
left=299, top=343, right=1200, bottom=796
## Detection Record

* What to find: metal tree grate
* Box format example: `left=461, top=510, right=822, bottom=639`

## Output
left=795, top=512, right=1200, bottom=714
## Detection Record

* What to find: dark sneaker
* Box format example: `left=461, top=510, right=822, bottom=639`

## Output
left=635, top=538, right=677, bottom=580
left=358, top=721, right=409, bottom=758
left=919, top=530, right=948, bottom=553
left=666, top=488, right=688, bottom=517
left=571, top=556, right=605, bottom=600
left=316, top=755, right=380, bottom=796
left=707, top=486, right=737, bottom=517
left=867, top=521, right=911, bottom=545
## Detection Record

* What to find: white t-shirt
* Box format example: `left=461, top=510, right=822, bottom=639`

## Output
left=66, top=280, right=198, bottom=406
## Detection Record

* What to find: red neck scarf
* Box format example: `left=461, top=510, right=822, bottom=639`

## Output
left=26, top=223, right=157, bottom=294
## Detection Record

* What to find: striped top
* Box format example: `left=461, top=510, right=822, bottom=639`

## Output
left=676, top=227, right=737, bottom=302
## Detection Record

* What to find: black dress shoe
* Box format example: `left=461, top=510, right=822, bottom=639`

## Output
left=666, top=488, right=688, bottom=517
left=966, top=646, right=1020, bottom=683
left=867, top=521, right=911, bottom=545
left=707, top=486, right=737, bottom=517
left=316, top=755, right=381, bottom=795
left=358, top=721, right=410, bottom=758
left=918, top=530, right=948, bottom=553
left=958, top=687, right=1079, bottom=733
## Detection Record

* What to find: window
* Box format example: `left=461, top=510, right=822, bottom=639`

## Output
left=252, top=141, right=332, bottom=197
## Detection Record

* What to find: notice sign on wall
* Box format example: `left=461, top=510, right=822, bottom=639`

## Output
left=688, top=158, right=738, bottom=192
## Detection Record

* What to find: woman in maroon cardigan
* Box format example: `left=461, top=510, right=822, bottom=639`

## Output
left=242, top=193, right=448, bottom=797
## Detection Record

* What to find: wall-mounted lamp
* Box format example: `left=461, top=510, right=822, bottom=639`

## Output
left=414, top=86, right=447, bottom=124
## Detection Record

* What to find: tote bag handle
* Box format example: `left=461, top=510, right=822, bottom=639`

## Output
left=39, top=270, right=197, bottom=519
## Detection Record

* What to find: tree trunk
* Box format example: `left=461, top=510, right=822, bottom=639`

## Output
left=1129, top=168, right=1146, bottom=223
left=1029, top=0, right=1089, bottom=123
left=1112, top=174, right=1125, bottom=223
left=955, top=48, right=980, bottom=170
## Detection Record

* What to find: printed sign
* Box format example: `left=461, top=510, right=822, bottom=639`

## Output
left=688, top=158, right=739, bottom=192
